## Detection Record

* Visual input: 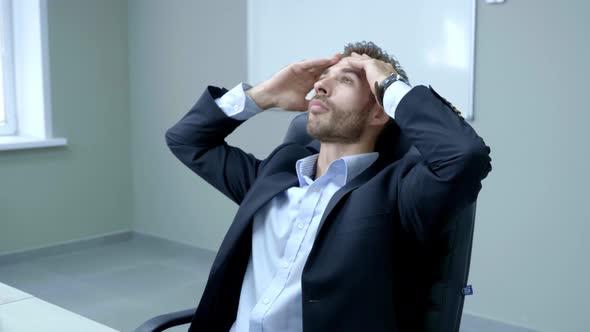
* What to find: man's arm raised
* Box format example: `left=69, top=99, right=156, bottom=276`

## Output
left=165, top=54, right=341, bottom=205
left=346, top=53, right=491, bottom=243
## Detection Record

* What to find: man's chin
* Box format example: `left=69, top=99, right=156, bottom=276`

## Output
left=307, top=124, right=333, bottom=143
left=306, top=120, right=323, bottom=140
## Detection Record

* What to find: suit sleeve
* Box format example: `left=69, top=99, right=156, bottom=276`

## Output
left=165, top=86, right=263, bottom=205
left=394, top=85, right=492, bottom=243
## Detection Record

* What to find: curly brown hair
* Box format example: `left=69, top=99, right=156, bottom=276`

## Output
left=342, top=41, right=410, bottom=84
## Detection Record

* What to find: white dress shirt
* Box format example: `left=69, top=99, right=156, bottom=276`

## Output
left=215, top=81, right=411, bottom=332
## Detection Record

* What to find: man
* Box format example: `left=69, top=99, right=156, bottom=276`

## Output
left=166, top=41, right=491, bottom=332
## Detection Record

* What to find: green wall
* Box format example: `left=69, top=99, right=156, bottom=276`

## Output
left=0, top=0, right=132, bottom=253
left=128, top=0, right=251, bottom=250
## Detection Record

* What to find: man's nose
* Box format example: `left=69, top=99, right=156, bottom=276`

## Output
left=313, top=78, right=329, bottom=96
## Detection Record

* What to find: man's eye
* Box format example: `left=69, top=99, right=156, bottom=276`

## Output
left=339, top=77, right=353, bottom=84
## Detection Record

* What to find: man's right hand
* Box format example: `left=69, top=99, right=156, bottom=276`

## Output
left=246, top=54, right=342, bottom=112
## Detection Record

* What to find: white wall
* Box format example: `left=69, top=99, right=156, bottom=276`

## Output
left=128, top=0, right=590, bottom=331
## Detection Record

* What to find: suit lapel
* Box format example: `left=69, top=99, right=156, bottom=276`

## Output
left=215, top=171, right=299, bottom=262
left=240, top=172, right=300, bottom=220
left=214, top=147, right=389, bottom=270
left=315, top=157, right=387, bottom=238
left=215, top=143, right=315, bottom=264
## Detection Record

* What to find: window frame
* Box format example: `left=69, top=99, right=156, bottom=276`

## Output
left=0, top=0, right=17, bottom=135
left=0, top=0, right=67, bottom=151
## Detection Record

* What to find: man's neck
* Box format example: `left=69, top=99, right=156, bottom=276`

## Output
left=315, top=141, right=375, bottom=179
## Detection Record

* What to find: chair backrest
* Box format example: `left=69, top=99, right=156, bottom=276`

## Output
left=283, top=112, right=476, bottom=332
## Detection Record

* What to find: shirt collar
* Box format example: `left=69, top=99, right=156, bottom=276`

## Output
left=295, top=152, right=379, bottom=187
left=295, top=154, right=318, bottom=187
left=341, top=152, right=379, bottom=183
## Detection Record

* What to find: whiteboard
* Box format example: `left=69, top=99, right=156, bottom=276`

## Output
left=247, top=0, right=476, bottom=120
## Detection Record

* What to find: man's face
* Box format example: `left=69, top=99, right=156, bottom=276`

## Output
left=307, top=58, right=376, bottom=144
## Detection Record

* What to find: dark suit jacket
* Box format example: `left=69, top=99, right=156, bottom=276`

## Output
left=165, top=85, right=491, bottom=332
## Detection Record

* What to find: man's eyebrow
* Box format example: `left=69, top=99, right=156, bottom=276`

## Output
left=340, top=67, right=361, bottom=78
left=319, top=67, right=361, bottom=78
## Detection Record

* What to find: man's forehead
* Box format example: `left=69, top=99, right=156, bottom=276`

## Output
left=321, top=59, right=361, bottom=76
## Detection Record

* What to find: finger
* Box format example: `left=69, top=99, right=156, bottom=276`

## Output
left=343, top=56, right=366, bottom=70
left=298, top=54, right=341, bottom=72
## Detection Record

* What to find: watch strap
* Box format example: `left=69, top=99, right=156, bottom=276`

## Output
left=376, top=72, right=407, bottom=107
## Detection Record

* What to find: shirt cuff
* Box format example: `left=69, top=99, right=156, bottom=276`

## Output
left=382, top=81, right=412, bottom=119
left=214, top=83, right=263, bottom=120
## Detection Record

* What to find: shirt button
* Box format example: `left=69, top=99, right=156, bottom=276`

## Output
left=263, top=298, right=270, bottom=305
left=298, top=223, right=304, bottom=230
left=282, top=262, right=289, bottom=269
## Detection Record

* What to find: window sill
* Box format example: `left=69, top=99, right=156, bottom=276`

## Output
left=0, top=136, right=67, bottom=151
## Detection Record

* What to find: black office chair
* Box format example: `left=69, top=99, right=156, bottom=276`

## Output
left=135, top=113, right=477, bottom=332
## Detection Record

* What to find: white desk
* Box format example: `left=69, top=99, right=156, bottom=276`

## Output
left=0, top=282, right=118, bottom=332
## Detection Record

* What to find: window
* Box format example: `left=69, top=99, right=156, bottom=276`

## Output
left=0, top=0, right=66, bottom=151
left=0, top=0, right=16, bottom=135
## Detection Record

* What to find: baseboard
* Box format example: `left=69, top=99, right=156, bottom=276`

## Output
left=461, top=313, right=539, bottom=332
left=131, top=231, right=217, bottom=256
left=0, top=230, right=216, bottom=266
left=0, top=230, right=133, bottom=264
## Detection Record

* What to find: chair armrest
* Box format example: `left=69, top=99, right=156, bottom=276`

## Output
left=134, top=308, right=195, bottom=332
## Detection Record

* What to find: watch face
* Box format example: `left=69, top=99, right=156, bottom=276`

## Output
left=384, top=74, right=399, bottom=87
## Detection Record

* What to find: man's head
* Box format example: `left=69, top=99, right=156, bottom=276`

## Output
left=307, top=41, right=408, bottom=147
left=342, top=41, right=408, bottom=83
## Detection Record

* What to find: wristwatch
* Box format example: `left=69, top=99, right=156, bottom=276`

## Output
left=374, top=72, right=408, bottom=107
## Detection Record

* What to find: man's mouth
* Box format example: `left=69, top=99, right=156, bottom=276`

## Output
left=309, top=100, right=329, bottom=113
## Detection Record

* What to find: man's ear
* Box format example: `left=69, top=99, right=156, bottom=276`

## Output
left=369, top=105, right=390, bottom=127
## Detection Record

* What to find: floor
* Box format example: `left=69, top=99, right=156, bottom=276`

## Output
left=0, top=233, right=529, bottom=332
left=0, top=234, right=213, bottom=332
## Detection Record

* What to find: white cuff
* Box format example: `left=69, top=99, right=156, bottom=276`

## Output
left=382, top=81, right=412, bottom=119
left=215, top=83, right=263, bottom=120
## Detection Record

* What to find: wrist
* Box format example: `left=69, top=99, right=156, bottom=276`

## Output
left=375, top=71, right=407, bottom=107
left=246, top=84, right=275, bottom=110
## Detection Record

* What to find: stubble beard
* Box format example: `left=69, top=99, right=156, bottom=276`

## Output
left=306, top=100, right=369, bottom=144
